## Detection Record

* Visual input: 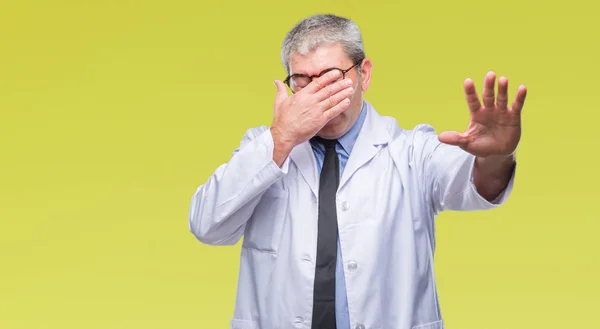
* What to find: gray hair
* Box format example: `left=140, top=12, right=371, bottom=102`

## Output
left=280, top=14, right=365, bottom=75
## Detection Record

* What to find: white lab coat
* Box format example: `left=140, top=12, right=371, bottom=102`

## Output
left=189, top=101, right=515, bottom=329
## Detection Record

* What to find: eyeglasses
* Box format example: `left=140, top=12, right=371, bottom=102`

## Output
left=283, top=60, right=363, bottom=94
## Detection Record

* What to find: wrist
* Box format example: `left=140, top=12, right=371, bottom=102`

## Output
left=473, top=153, right=516, bottom=200
left=270, top=126, right=295, bottom=167
left=475, top=153, right=516, bottom=174
left=270, top=126, right=295, bottom=149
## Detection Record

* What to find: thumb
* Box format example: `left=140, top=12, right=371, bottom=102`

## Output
left=274, top=80, right=288, bottom=104
left=438, top=131, right=469, bottom=147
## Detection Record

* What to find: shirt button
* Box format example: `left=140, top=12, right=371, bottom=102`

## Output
left=293, top=316, right=304, bottom=326
left=348, top=260, right=358, bottom=270
left=355, top=324, right=366, bottom=329
left=341, top=201, right=350, bottom=211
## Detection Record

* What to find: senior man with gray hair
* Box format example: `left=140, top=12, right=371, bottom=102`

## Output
left=189, top=13, right=527, bottom=329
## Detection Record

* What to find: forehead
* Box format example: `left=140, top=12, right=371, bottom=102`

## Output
left=289, top=43, right=352, bottom=75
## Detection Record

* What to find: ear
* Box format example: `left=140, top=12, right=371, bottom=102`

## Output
left=359, top=58, right=373, bottom=92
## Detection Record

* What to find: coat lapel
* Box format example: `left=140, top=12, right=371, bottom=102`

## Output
left=338, top=102, right=392, bottom=192
left=288, top=141, right=319, bottom=199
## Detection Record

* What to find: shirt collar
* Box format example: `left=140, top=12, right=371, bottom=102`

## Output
left=337, top=100, right=367, bottom=155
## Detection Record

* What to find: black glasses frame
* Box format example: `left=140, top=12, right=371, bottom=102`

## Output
left=283, top=59, right=363, bottom=93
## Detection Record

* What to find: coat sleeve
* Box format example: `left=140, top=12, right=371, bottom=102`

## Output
left=188, top=125, right=290, bottom=245
left=410, top=124, right=516, bottom=214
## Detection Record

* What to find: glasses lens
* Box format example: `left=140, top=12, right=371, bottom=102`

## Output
left=291, top=76, right=311, bottom=90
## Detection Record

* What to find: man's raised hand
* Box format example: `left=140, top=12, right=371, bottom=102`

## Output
left=438, top=71, right=527, bottom=158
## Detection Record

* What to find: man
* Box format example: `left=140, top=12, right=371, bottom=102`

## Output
left=188, top=14, right=526, bottom=329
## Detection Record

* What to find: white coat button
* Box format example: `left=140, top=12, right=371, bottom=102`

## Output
left=294, top=316, right=304, bottom=324
left=341, top=201, right=350, bottom=211
left=355, top=324, right=365, bottom=329
left=348, top=260, right=357, bottom=270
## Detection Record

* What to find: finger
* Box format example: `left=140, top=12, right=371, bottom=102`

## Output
left=318, top=84, right=354, bottom=111
left=303, top=69, right=342, bottom=94
left=438, top=131, right=469, bottom=147
left=482, top=71, right=496, bottom=108
left=315, top=77, right=353, bottom=103
left=511, top=84, right=527, bottom=113
left=497, top=76, right=508, bottom=110
left=464, top=78, right=481, bottom=113
left=274, top=80, right=288, bottom=106
left=322, top=98, right=351, bottom=122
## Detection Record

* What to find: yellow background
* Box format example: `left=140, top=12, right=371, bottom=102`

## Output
left=1, top=0, right=598, bottom=328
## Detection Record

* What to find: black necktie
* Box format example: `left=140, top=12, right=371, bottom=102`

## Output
left=311, top=137, right=339, bottom=329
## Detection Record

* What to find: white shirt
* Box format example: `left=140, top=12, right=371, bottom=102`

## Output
left=188, top=100, right=515, bottom=329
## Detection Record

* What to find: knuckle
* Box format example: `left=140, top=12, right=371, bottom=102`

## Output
left=295, top=93, right=306, bottom=104
left=314, top=78, right=323, bottom=88
left=327, top=96, right=335, bottom=109
left=326, top=85, right=335, bottom=97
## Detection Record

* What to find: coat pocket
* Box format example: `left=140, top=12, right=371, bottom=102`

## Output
left=242, top=187, right=288, bottom=253
left=412, top=319, right=444, bottom=329
left=230, top=319, right=256, bottom=329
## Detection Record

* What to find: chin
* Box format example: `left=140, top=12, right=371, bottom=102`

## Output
left=319, top=115, right=349, bottom=139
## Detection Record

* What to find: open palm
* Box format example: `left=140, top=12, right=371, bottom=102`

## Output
left=439, top=71, right=527, bottom=158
